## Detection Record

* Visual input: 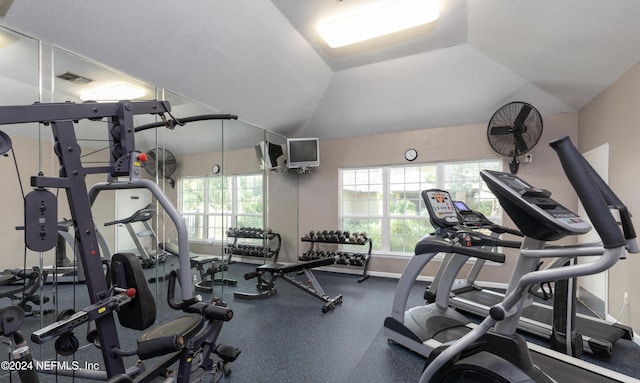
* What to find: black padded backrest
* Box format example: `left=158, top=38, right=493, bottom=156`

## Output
left=111, top=253, right=156, bottom=330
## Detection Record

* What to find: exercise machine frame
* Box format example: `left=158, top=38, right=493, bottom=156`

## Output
left=0, top=101, right=239, bottom=382
left=420, top=136, right=640, bottom=382
left=422, top=188, right=632, bottom=357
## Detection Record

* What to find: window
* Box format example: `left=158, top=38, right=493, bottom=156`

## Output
left=179, top=174, right=263, bottom=241
left=340, top=159, right=501, bottom=255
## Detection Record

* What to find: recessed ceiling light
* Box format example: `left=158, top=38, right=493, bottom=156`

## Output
left=80, top=84, right=146, bottom=102
left=318, top=0, right=440, bottom=48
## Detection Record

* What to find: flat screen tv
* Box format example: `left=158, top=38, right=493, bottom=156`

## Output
left=255, top=141, right=284, bottom=170
left=286, top=137, right=319, bottom=169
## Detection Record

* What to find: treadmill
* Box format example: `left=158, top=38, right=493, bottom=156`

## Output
left=423, top=188, right=633, bottom=357
left=104, top=204, right=168, bottom=269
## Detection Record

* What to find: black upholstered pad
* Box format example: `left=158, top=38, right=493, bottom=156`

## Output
left=257, top=257, right=335, bottom=274
left=111, top=253, right=156, bottom=330
left=138, top=313, right=203, bottom=344
left=160, top=242, right=216, bottom=263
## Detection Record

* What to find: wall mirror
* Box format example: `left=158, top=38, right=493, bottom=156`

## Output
left=0, top=24, right=300, bottom=356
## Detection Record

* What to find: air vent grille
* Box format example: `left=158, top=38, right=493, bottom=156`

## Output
left=56, top=72, right=94, bottom=84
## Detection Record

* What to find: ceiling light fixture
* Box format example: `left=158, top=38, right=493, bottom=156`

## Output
left=80, top=84, right=146, bottom=102
left=318, top=0, right=440, bottom=48
left=0, top=28, right=18, bottom=49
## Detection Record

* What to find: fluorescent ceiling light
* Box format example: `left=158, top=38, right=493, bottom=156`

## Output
left=80, top=84, right=146, bottom=102
left=318, top=0, right=440, bottom=48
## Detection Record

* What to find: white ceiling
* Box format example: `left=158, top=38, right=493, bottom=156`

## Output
left=1, top=0, right=640, bottom=143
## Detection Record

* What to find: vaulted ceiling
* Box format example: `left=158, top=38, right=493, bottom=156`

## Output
left=1, top=0, right=640, bottom=141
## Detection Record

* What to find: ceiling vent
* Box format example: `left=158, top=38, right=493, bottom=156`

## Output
left=56, top=72, right=94, bottom=85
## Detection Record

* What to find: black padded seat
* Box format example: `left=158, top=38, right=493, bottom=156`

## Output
left=257, top=258, right=335, bottom=274
left=139, top=313, right=203, bottom=343
left=0, top=273, right=15, bottom=285
left=137, top=313, right=204, bottom=360
left=160, top=242, right=216, bottom=265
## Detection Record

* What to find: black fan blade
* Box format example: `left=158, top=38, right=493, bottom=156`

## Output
left=490, top=126, right=512, bottom=135
left=0, top=130, right=12, bottom=155
left=514, top=132, right=528, bottom=154
left=513, top=104, right=532, bottom=128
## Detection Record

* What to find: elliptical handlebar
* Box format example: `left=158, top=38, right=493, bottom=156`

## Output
left=549, top=136, right=632, bottom=250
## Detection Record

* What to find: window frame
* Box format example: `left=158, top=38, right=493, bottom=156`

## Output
left=339, top=158, right=502, bottom=257
left=178, top=173, right=264, bottom=243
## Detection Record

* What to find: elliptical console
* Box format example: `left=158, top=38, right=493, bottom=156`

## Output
left=481, top=170, right=591, bottom=241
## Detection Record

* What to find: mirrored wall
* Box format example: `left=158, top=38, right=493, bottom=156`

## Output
left=0, top=24, right=298, bottom=376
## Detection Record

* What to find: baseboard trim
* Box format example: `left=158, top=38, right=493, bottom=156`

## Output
left=315, top=265, right=509, bottom=290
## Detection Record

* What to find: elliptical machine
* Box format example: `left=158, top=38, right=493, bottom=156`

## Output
left=420, top=136, right=639, bottom=383
left=421, top=188, right=632, bottom=357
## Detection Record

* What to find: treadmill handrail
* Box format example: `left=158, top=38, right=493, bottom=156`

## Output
left=104, top=204, right=155, bottom=226
left=453, top=229, right=521, bottom=249
left=415, top=237, right=505, bottom=263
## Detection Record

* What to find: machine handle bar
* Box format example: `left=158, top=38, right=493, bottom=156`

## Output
left=549, top=136, right=628, bottom=249
left=415, top=237, right=505, bottom=263
left=167, top=270, right=201, bottom=310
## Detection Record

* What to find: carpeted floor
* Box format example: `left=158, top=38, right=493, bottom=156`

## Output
left=1, top=261, right=638, bottom=382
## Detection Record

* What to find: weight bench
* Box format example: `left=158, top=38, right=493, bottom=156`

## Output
left=234, top=257, right=343, bottom=313
left=0, top=267, right=50, bottom=315
left=160, top=242, right=237, bottom=292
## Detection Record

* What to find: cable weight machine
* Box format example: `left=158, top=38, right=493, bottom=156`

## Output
left=0, top=101, right=240, bottom=382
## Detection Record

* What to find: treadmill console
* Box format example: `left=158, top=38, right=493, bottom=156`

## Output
left=480, top=170, right=591, bottom=241
left=422, top=189, right=459, bottom=228
left=454, top=200, right=494, bottom=228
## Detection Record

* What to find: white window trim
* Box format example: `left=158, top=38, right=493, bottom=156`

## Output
left=340, top=159, right=502, bottom=258
left=178, top=173, right=264, bottom=244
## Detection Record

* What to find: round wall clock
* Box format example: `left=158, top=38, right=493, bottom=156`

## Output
left=405, top=148, right=418, bottom=162
left=212, top=164, right=221, bottom=174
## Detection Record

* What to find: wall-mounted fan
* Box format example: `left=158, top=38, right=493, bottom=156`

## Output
left=143, top=148, right=177, bottom=188
left=487, top=101, right=543, bottom=174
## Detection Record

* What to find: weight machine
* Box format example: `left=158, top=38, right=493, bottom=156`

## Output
left=0, top=100, right=240, bottom=382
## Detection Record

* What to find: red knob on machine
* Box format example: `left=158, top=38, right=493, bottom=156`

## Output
left=126, top=288, right=137, bottom=298
left=137, top=152, right=148, bottom=162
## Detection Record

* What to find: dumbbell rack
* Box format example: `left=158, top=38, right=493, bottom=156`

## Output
left=226, top=228, right=281, bottom=264
left=300, top=235, right=372, bottom=282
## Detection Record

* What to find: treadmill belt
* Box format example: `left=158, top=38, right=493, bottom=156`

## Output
left=457, top=289, right=503, bottom=307
left=456, top=289, right=628, bottom=355
left=576, top=316, right=627, bottom=343
left=531, top=350, right=624, bottom=383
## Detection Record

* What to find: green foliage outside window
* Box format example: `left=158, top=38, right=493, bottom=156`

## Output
left=180, top=174, right=263, bottom=241
left=341, top=160, right=501, bottom=255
